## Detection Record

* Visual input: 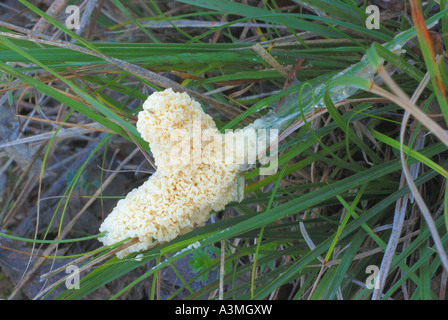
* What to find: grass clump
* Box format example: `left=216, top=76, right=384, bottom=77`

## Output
left=0, top=0, right=447, bottom=301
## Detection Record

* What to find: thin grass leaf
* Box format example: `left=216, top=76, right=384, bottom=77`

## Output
left=110, top=0, right=159, bottom=43
left=410, top=0, right=448, bottom=126
left=0, top=231, right=106, bottom=244
left=371, top=129, right=448, bottom=179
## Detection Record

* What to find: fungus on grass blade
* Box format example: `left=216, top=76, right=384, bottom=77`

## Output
left=98, top=89, right=265, bottom=258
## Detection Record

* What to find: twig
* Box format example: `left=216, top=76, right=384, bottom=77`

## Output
left=31, top=0, right=68, bottom=33
left=75, top=0, right=99, bottom=36
left=85, top=0, right=106, bottom=39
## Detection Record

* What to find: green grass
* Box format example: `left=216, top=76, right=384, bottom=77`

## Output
left=0, top=0, right=447, bottom=300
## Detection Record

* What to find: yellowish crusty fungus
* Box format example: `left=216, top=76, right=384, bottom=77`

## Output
left=98, top=88, right=263, bottom=258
